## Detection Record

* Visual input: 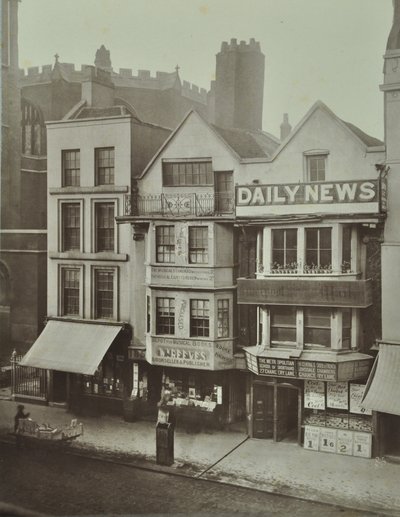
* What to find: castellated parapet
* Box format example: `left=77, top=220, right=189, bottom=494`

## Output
left=19, top=63, right=208, bottom=104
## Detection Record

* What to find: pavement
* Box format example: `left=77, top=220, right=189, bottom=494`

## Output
left=0, top=399, right=399, bottom=516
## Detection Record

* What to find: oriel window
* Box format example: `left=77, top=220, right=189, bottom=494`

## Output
left=156, top=298, right=175, bottom=335
left=305, top=227, right=332, bottom=268
left=189, top=226, right=208, bottom=264
left=95, top=203, right=115, bottom=252
left=95, top=270, right=114, bottom=320
left=270, top=306, right=297, bottom=344
left=272, top=229, right=297, bottom=269
left=190, top=299, right=210, bottom=337
left=62, top=203, right=80, bottom=251
left=95, top=147, right=115, bottom=185
left=304, top=307, right=331, bottom=347
left=217, top=299, right=229, bottom=338
left=342, top=309, right=352, bottom=349
left=156, top=226, right=175, bottom=263
left=62, top=150, right=80, bottom=186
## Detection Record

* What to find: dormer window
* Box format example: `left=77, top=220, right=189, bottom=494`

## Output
left=304, top=150, right=329, bottom=182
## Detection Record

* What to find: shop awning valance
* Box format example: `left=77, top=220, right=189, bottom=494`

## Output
left=362, top=344, right=400, bottom=416
left=19, top=320, right=123, bottom=375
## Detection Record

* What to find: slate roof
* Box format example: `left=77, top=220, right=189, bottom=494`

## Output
left=212, top=126, right=280, bottom=159
left=342, top=120, right=383, bottom=147
left=74, top=106, right=135, bottom=119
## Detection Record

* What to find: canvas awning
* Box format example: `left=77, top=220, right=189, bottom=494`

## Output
left=362, top=344, right=400, bottom=416
left=19, top=320, right=123, bottom=375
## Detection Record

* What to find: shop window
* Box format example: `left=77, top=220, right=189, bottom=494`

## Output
left=62, top=150, right=80, bottom=187
left=217, top=299, right=229, bottom=338
left=94, top=270, right=114, bottom=320
left=270, top=306, right=297, bottom=344
left=95, top=203, right=115, bottom=252
left=305, top=228, right=332, bottom=269
left=307, top=155, right=326, bottom=182
left=95, top=147, right=115, bottom=185
left=62, top=203, right=80, bottom=251
left=156, top=297, right=175, bottom=335
left=61, top=268, right=80, bottom=316
left=162, top=161, right=213, bottom=186
left=156, top=226, right=175, bottom=263
left=189, top=226, right=208, bottom=264
left=190, top=299, right=210, bottom=337
left=342, top=226, right=352, bottom=272
left=272, top=229, right=297, bottom=270
left=342, top=309, right=352, bottom=349
left=83, top=352, right=124, bottom=398
left=304, top=307, right=331, bottom=347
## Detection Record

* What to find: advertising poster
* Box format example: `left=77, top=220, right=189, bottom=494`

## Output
left=337, top=430, right=354, bottom=456
left=327, top=382, right=348, bottom=409
left=353, top=432, right=372, bottom=458
left=304, top=426, right=320, bottom=451
left=319, top=428, right=337, bottom=454
left=350, top=384, right=372, bottom=415
left=304, top=380, right=325, bottom=409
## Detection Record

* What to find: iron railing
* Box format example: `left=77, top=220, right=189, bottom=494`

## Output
left=11, top=351, right=47, bottom=400
left=127, top=192, right=235, bottom=217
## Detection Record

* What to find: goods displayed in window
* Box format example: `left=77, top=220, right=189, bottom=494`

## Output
left=82, top=352, right=124, bottom=398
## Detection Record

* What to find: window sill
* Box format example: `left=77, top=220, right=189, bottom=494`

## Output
left=50, top=186, right=129, bottom=195
left=50, top=251, right=128, bottom=261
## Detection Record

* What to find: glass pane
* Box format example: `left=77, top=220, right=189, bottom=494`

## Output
left=306, top=228, right=318, bottom=249
left=286, top=250, right=297, bottom=264
left=272, top=250, right=284, bottom=266
left=272, top=229, right=284, bottom=249
left=271, top=327, right=297, bottom=342
left=320, top=250, right=331, bottom=267
left=320, top=228, right=332, bottom=249
left=305, top=328, right=330, bottom=347
left=306, top=250, right=318, bottom=266
left=286, top=229, right=297, bottom=249
left=304, top=308, right=331, bottom=327
left=271, top=307, right=296, bottom=326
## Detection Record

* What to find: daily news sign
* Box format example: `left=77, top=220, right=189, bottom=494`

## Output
left=235, top=179, right=380, bottom=217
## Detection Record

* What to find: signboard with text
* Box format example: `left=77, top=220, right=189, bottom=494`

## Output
left=238, top=278, right=373, bottom=308
left=236, top=179, right=381, bottom=217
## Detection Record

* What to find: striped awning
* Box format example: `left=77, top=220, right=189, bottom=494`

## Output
left=362, top=344, right=400, bottom=416
left=20, top=319, right=123, bottom=375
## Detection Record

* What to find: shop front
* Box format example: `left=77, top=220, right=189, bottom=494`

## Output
left=245, top=348, right=375, bottom=457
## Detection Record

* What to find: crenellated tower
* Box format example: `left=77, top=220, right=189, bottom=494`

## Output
left=214, top=38, right=265, bottom=131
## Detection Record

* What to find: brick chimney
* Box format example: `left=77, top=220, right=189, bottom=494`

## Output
left=280, top=113, right=292, bottom=141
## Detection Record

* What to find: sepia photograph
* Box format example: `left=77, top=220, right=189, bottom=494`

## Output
left=0, top=1, right=399, bottom=515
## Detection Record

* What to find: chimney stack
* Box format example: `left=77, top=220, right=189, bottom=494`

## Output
left=81, top=65, right=115, bottom=107
left=280, top=113, right=292, bottom=141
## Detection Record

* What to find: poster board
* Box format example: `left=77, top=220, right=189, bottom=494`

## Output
left=350, top=384, right=372, bottom=415
left=327, top=382, right=348, bottom=409
left=304, top=426, right=320, bottom=451
left=304, top=380, right=325, bottom=409
left=319, top=428, right=337, bottom=454
left=337, top=430, right=354, bottom=455
left=353, top=432, right=372, bottom=458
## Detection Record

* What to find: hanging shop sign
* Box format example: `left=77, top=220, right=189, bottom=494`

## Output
left=149, top=336, right=234, bottom=370
left=245, top=351, right=372, bottom=382
left=238, top=278, right=373, bottom=308
left=349, top=384, right=372, bottom=415
left=304, top=380, right=326, bottom=409
left=236, top=179, right=381, bottom=217
left=327, top=382, right=349, bottom=410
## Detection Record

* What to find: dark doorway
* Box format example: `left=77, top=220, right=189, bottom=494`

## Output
left=383, top=414, right=400, bottom=457
left=252, top=381, right=301, bottom=443
left=53, top=371, right=67, bottom=402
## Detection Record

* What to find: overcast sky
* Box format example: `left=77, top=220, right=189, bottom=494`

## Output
left=19, top=0, right=393, bottom=139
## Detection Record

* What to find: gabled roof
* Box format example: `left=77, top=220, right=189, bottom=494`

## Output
left=271, top=100, right=383, bottom=161
left=212, top=126, right=280, bottom=159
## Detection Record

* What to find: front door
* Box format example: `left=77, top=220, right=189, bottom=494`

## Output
left=275, top=387, right=299, bottom=442
left=215, top=171, right=233, bottom=213
left=253, top=384, right=273, bottom=438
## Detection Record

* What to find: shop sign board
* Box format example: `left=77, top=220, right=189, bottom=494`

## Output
left=150, top=337, right=234, bottom=370
left=349, top=384, right=372, bottom=415
left=327, top=382, right=349, bottom=409
left=353, top=432, right=372, bottom=458
left=149, top=266, right=215, bottom=287
left=236, top=180, right=380, bottom=217
left=337, top=430, right=354, bottom=455
left=304, top=380, right=326, bottom=409
left=238, top=278, right=373, bottom=308
left=246, top=352, right=372, bottom=382
left=319, top=428, right=337, bottom=454
left=304, top=426, right=320, bottom=451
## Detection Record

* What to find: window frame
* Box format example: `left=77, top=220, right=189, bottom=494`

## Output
left=60, top=201, right=82, bottom=252
left=156, top=225, right=175, bottom=264
left=305, top=227, right=332, bottom=269
left=190, top=299, right=210, bottom=338
left=303, top=307, right=332, bottom=349
left=270, top=306, right=297, bottom=346
left=94, top=201, right=116, bottom=253
left=62, top=149, right=80, bottom=187
left=189, top=226, right=209, bottom=264
left=156, top=297, right=175, bottom=335
left=217, top=299, right=230, bottom=338
left=95, top=147, right=115, bottom=186
left=59, top=265, right=84, bottom=318
left=271, top=228, right=298, bottom=270
left=92, top=267, right=118, bottom=321
left=162, top=160, right=213, bottom=186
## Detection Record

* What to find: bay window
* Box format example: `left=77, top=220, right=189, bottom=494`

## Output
left=270, top=306, right=297, bottom=344
left=305, top=228, right=332, bottom=268
left=272, top=229, right=297, bottom=270
left=304, top=307, right=331, bottom=348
